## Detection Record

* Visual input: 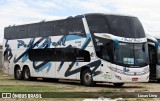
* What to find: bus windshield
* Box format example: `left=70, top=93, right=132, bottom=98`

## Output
left=114, top=42, right=148, bottom=67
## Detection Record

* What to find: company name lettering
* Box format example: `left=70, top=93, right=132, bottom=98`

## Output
left=123, top=38, right=141, bottom=42
left=17, top=38, right=66, bottom=48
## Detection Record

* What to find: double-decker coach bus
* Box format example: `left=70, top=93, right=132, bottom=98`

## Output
left=147, top=34, right=160, bottom=82
left=3, top=13, right=149, bottom=87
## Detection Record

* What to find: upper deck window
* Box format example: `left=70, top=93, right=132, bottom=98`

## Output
left=86, top=14, right=145, bottom=38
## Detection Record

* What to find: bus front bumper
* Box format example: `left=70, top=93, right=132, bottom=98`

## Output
left=111, top=73, right=149, bottom=83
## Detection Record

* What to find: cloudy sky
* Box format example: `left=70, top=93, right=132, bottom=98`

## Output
left=0, top=0, right=160, bottom=43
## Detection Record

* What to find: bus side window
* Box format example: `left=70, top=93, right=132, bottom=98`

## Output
left=29, top=48, right=90, bottom=62
left=68, top=18, right=86, bottom=37
left=100, top=43, right=112, bottom=61
left=28, top=24, right=40, bottom=38
left=54, top=20, right=67, bottom=35
left=64, top=48, right=76, bottom=61
left=5, top=27, right=17, bottom=39
left=40, top=22, right=53, bottom=37
left=55, top=48, right=65, bottom=61
left=85, top=15, right=109, bottom=33
left=17, top=25, right=28, bottom=39
left=76, top=49, right=90, bottom=62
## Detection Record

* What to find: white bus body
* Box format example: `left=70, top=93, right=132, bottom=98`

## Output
left=3, top=13, right=149, bottom=86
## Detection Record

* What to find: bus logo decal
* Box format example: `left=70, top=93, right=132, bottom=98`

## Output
left=14, top=37, right=44, bottom=63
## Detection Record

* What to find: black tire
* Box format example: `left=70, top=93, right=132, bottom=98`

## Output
left=157, top=79, right=160, bottom=83
left=81, top=69, right=95, bottom=86
left=23, top=67, right=32, bottom=80
left=113, top=83, right=124, bottom=87
left=14, top=66, right=23, bottom=80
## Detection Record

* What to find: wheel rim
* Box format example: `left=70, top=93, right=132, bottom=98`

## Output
left=25, top=69, right=30, bottom=79
left=84, top=72, right=92, bottom=84
left=16, top=68, right=21, bottom=78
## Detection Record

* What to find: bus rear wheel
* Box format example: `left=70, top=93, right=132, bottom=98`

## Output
left=113, top=83, right=124, bottom=87
left=23, top=67, right=32, bottom=80
left=81, top=69, right=95, bottom=86
left=14, top=66, right=23, bottom=80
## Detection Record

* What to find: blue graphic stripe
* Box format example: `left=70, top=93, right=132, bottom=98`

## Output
left=154, top=40, right=158, bottom=49
left=81, top=34, right=91, bottom=49
left=65, top=35, right=83, bottom=41
left=33, top=61, right=52, bottom=72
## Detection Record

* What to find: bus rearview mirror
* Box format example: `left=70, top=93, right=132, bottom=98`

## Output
left=113, top=39, right=119, bottom=49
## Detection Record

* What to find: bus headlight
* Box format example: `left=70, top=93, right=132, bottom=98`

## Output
left=109, top=66, right=123, bottom=74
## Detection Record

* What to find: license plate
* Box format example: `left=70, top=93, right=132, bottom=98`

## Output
left=132, top=78, right=138, bottom=81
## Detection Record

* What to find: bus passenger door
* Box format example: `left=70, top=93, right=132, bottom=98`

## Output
left=100, top=61, right=112, bottom=82
left=148, top=45, right=157, bottom=78
left=95, top=44, right=112, bottom=82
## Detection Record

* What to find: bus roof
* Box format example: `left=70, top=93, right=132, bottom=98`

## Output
left=84, top=13, right=137, bottom=18
left=5, top=13, right=137, bottom=29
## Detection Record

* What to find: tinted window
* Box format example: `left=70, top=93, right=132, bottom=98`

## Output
left=54, top=20, right=67, bottom=35
left=96, top=41, right=112, bottom=61
left=4, top=27, right=17, bottom=39
left=68, top=18, right=86, bottom=37
left=40, top=22, right=53, bottom=37
left=17, top=25, right=28, bottom=39
left=76, top=48, right=91, bottom=62
left=29, top=48, right=54, bottom=61
left=106, top=15, right=145, bottom=38
left=86, top=15, right=145, bottom=38
left=85, top=15, right=108, bottom=33
left=4, top=18, right=85, bottom=39
left=29, top=48, right=90, bottom=62
left=55, top=48, right=76, bottom=61
left=28, top=24, right=40, bottom=38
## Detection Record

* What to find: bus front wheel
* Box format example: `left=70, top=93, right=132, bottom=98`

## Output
left=113, top=83, right=124, bottom=87
left=81, top=69, right=95, bottom=86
